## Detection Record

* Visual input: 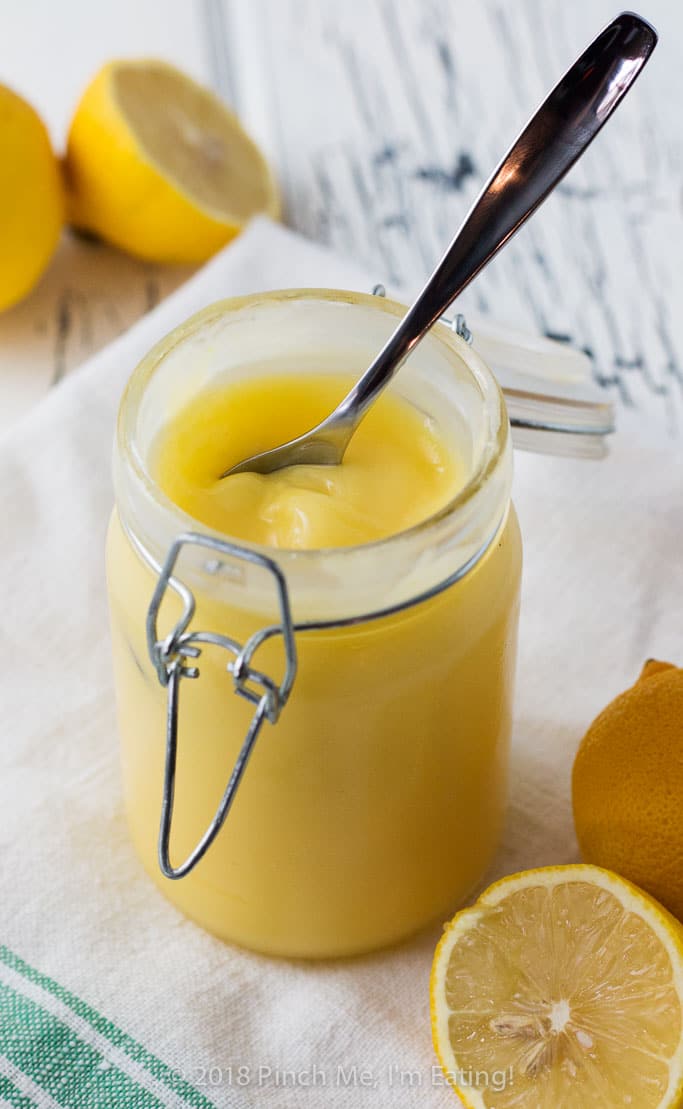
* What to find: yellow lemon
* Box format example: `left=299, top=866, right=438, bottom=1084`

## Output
left=0, top=84, right=63, bottom=311
left=573, top=660, right=683, bottom=920
left=65, top=60, right=279, bottom=264
left=431, top=865, right=683, bottom=1108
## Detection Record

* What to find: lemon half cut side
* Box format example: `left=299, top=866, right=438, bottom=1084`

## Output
left=65, top=59, right=280, bottom=264
left=431, top=865, right=683, bottom=1109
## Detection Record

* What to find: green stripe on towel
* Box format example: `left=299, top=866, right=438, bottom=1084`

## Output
left=0, top=980, right=164, bottom=1109
left=0, top=1075, right=39, bottom=1109
left=0, top=947, right=216, bottom=1109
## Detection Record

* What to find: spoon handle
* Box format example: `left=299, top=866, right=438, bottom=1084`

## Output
left=335, top=12, right=657, bottom=429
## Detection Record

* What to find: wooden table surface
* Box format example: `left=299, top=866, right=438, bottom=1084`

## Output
left=0, top=0, right=680, bottom=449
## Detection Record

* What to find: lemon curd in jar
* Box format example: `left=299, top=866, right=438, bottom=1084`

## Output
left=107, top=291, right=522, bottom=958
left=153, top=373, right=463, bottom=549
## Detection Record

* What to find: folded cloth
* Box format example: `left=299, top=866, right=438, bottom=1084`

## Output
left=0, top=217, right=681, bottom=1109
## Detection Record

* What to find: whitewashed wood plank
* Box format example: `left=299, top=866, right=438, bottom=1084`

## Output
left=232, top=0, right=682, bottom=447
left=0, top=0, right=680, bottom=449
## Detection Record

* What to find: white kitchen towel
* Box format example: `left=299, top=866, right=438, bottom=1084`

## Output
left=0, top=217, right=681, bottom=1109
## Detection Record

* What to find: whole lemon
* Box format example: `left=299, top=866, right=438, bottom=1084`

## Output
left=65, top=59, right=279, bottom=264
left=573, top=660, right=683, bottom=921
left=0, top=84, right=64, bottom=311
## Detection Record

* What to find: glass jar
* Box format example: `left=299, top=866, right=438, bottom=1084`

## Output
left=107, top=289, right=522, bottom=958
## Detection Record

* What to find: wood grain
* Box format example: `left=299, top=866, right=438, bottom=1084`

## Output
left=239, top=0, right=682, bottom=446
left=0, top=0, right=680, bottom=448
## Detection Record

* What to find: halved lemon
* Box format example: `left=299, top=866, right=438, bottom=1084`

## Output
left=431, top=865, right=683, bottom=1108
left=65, top=59, right=279, bottom=264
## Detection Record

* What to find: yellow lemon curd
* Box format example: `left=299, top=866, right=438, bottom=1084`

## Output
left=153, top=373, right=461, bottom=549
left=107, top=367, right=522, bottom=957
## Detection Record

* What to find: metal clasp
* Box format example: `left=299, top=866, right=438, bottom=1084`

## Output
left=371, top=282, right=473, bottom=343
left=146, top=532, right=297, bottom=880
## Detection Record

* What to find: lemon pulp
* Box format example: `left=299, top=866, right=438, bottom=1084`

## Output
left=431, top=866, right=683, bottom=1109
left=112, top=63, right=274, bottom=221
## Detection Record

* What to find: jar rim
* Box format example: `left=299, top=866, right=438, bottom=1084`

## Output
left=116, top=287, right=511, bottom=570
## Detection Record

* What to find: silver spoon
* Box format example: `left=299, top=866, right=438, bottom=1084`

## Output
left=225, top=12, right=657, bottom=478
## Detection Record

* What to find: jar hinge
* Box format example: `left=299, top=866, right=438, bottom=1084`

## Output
left=146, top=532, right=297, bottom=880
left=371, top=282, right=473, bottom=343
